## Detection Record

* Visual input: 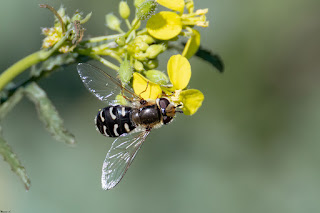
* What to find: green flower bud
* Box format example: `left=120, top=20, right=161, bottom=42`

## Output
left=115, top=94, right=129, bottom=105
left=119, top=1, right=130, bottom=19
left=146, top=44, right=166, bottom=59
left=134, top=60, right=144, bottom=71
left=139, top=42, right=149, bottom=51
left=136, top=0, right=157, bottom=20
left=106, top=13, right=121, bottom=31
left=134, top=0, right=146, bottom=8
left=145, top=70, right=169, bottom=85
left=71, top=13, right=81, bottom=22
left=138, top=35, right=155, bottom=44
left=144, top=59, right=158, bottom=69
left=116, top=36, right=126, bottom=46
left=134, top=52, right=148, bottom=61
left=118, top=59, right=133, bottom=84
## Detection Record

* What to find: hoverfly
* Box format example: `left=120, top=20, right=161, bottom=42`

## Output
left=77, top=63, right=180, bottom=190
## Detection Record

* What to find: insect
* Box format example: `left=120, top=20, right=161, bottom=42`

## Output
left=77, top=63, right=180, bottom=190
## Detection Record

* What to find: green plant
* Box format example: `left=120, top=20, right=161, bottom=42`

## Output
left=0, top=0, right=223, bottom=190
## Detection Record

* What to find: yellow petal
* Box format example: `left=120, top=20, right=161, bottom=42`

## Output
left=182, top=29, right=201, bottom=59
left=146, top=11, right=182, bottom=40
left=179, top=89, right=204, bottom=115
left=156, top=0, right=185, bottom=13
left=133, top=72, right=162, bottom=100
left=167, top=54, right=191, bottom=89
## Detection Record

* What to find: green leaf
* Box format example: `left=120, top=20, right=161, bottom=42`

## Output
left=0, top=131, right=31, bottom=190
left=24, top=83, right=76, bottom=145
left=0, top=87, right=24, bottom=120
left=194, top=46, right=224, bottom=72
left=31, top=53, right=77, bottom=77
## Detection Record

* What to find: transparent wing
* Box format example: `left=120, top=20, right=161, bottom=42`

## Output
left=101, top=130, right=150, bottom=190
left=77, top=63, right=140, bottom=104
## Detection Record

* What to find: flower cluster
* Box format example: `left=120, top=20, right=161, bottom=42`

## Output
left=41, top=6, right=91, bottom=53
left=41, top=0, right=210, bottom=115
left=130, top=0, right=208, bottom=115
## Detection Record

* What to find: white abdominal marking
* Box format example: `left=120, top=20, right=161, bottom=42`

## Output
left=100, top=110, right=105, bottom=122
left=113, top=124, right=119, bottom=136
left=124, top=123, right=130, bottom=133
left=122, top=107, right=126, bottom=117
left=109, top=107, right=116, bottom=120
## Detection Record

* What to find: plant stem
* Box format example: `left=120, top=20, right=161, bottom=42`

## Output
left=81, top=34, right=124, bottom=44
left=78, top=49, right=120, bottom=71
left=0, top=34, right=68, bottom=92
left=91, top=55, right=120, bottom=71
left=0, top=51, right=43, bottom=92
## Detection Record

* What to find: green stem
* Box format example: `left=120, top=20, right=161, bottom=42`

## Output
left=0, top=51, right=43, bottom=92
left=0, top=34, right=68, bottom=92
left=81, top=34, right=124, bottom=44
left=78, top=49, right=120, bottom=71
left=91, top=55, right=120, bottom=71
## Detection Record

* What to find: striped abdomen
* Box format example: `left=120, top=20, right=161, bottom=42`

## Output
left=95, top=105, right=136, bottom=137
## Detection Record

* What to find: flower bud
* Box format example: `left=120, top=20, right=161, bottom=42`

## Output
left=134, top=0, right=146, bottom=8
left=146, top=44, right=166, bottom=59
left=134, top=60, right=144, bottom=71
left=138, top=35, right=155, bottom=44
left=106, top=13, right=121, bottom=31
left=116, top=36, right=126, bottom=46
left=145, top=70, right=169, bottom=85
left=71, top=13, right=81, bottom=22
left=136, top=0, right=157, bottom=20
left=134, top=52, right=148, bottom=61
left=115, top=94, right=129, bottom=105
left=118, top=59, right=133, bottom=84
left=119, top=1, right=130, bottom=19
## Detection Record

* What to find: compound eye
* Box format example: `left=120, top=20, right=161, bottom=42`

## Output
left=159, top=98, right=170, bottom=110
left=163, top=115, right=173, bottom=125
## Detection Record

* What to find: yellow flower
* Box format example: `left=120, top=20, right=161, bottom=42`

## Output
left=156, top=0, right=185, bottom=13
left=178, top=89, right=204, bottom=115
left=132, top=72, right=162, bottom=100
left=132, top=54, right=204, bottom=115
left=167, top=54, right=191, bottom=89
left=146, top=11, right=182, bottom=40
left=182, top=29, right=200, bottom=59
left=166, top=54, right=203, bottom=115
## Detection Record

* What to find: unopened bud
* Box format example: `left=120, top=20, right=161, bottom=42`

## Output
left=119, top=59, right=133, bottom=84
left=116, top=36, right=126, bottom=46
left=134, top=0, right=146, bottom=8
left=136, top=0, right=157, bottom=20
left=106, top=13, right=121, bottom=31
left=119, top=1, right=130, bottom=19
left=138, top=35, right=155, bottom=44
left=134, top=60, right=144, bottom=71
left=146, top=44, right=166, bottom=59
left=134, top=52, right=148, bottom=61
left=145, top=70, right=169, bottom=85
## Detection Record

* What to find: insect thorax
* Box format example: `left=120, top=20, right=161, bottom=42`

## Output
left=95, top=105, right=136, bottom=137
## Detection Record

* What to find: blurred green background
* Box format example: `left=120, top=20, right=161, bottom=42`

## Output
left=1, top=0, right=320, bottom=212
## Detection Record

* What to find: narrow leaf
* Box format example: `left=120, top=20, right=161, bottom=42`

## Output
left=0, top=87, right=24, bottom=120
left=24, top=83, right=76, bottom=145
left=194, top=46, right=224, bottom=72
left=0, top=132, right=31, bottom=190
